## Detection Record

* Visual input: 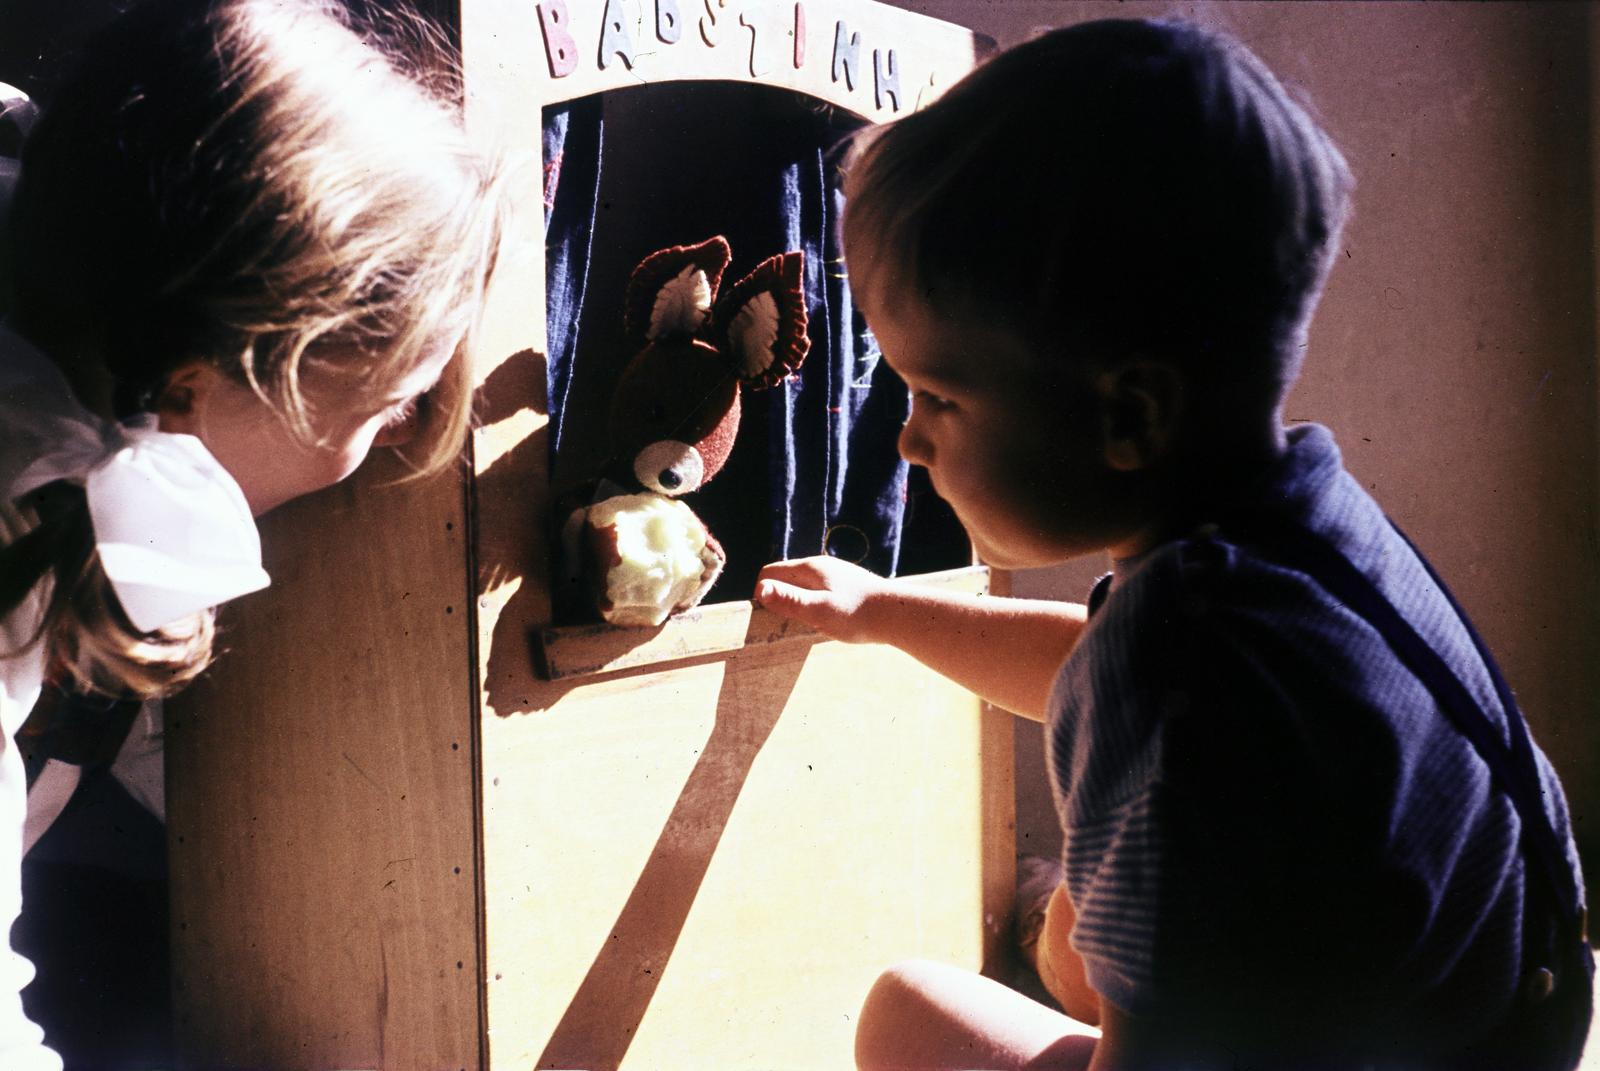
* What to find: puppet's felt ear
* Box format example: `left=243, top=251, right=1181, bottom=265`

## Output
left=623, top=236, right=734, bottom=346
left=714, top=251, right=809, bottom=389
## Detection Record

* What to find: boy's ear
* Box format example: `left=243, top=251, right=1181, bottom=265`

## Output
left=1094, top=358, right=1185, bottom=472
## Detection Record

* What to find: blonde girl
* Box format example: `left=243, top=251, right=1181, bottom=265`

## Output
left=0, top=0, right=502, bottom=1064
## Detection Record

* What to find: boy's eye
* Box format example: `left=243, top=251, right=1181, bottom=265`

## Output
left=912, top=390, right=953, bottom=412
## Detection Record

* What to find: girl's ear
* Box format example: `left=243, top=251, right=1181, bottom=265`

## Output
left=623, top=236, right=733, bottom=349
left=714, top=251, right=810, bottom=389
left=152, top=361, right=215, bottom=435
left=1095, top=359, right=1185, bottom=472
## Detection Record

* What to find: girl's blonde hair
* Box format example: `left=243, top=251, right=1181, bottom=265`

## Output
left=3, top=0, right=504, bottom=697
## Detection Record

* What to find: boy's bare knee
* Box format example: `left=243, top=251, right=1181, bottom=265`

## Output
left=868, top=957, right=947, bottom=1002
left=855, top=957, right=1094, bottom=1071
left=855, top=959, right=948, bottom=1070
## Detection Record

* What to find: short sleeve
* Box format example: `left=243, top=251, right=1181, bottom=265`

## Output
left=1048, top=536, right=1474, bottom=1044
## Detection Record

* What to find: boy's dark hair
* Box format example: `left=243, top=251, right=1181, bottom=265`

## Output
left=843, top=18, right=1353, bottom=405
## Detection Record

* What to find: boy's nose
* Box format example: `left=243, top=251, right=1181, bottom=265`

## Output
left=897, top=418, right=931, bottom=467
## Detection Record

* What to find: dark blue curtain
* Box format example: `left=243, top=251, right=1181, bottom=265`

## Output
left=543, top=96, right=604, bottom=460
left=542, top=85, right=966, bottom=609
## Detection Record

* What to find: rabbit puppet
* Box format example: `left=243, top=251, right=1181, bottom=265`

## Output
left=558, top=236, right=810, bottom=627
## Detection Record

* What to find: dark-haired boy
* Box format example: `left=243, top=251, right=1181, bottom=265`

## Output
left=757, top=17, right=1590, bottom=1071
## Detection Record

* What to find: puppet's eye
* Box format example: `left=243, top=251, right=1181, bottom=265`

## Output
left=634, top=440, right=705, bottom=496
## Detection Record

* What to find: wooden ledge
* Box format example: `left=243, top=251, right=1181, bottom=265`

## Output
left=534, top=565, right=990, bottom=681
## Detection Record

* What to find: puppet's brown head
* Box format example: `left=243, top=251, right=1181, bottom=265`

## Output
left=609, top=236, right=809, bottom=495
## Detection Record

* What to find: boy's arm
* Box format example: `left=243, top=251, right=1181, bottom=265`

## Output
left=754, top=556, right=1087, bottom=722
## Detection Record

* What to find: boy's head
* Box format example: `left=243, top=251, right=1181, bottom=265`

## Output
left=843, top=18, right=1353, bottom=416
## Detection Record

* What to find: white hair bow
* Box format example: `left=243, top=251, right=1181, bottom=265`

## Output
left=4, top=335, right=270, bottom=633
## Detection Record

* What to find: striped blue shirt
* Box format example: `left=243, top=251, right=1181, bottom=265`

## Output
left=1047, top=424, right=1583, bottom=1064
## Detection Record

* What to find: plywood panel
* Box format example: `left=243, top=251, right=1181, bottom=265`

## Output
left=166, top=454, right=481, bottom=1071
left=480, top=640, right=1010, bottom=1071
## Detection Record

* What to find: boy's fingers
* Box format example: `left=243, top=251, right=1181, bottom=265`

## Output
left=755, top=578, right=803, bottom=608
left=758, top=557, right=826, bottom=582
left=755, top=562, right=795, bottom=586
left=755, top=579, right=830, bottom=622
left=756, top=572, right=873, bottom=644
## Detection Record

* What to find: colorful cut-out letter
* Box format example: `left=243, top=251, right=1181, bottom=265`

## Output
left=700, top=0, right=726, bottom=48
left=536, top=0, right=578, bottom=78
left=832, top=21, right=860, bottom=91
left=740, top=2, right=784, bottom=77
left=657, top=0, right=682, bottom=44
left=599, top=0, right=636, bottom=70
left=874, top=47, right=901, bottom=112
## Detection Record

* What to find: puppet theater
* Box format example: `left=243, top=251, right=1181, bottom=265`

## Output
left=165, top=2, right=1012, bottom=1068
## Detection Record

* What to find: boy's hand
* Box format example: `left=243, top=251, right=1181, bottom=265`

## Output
left=754, top=555, right=892, bottom=644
